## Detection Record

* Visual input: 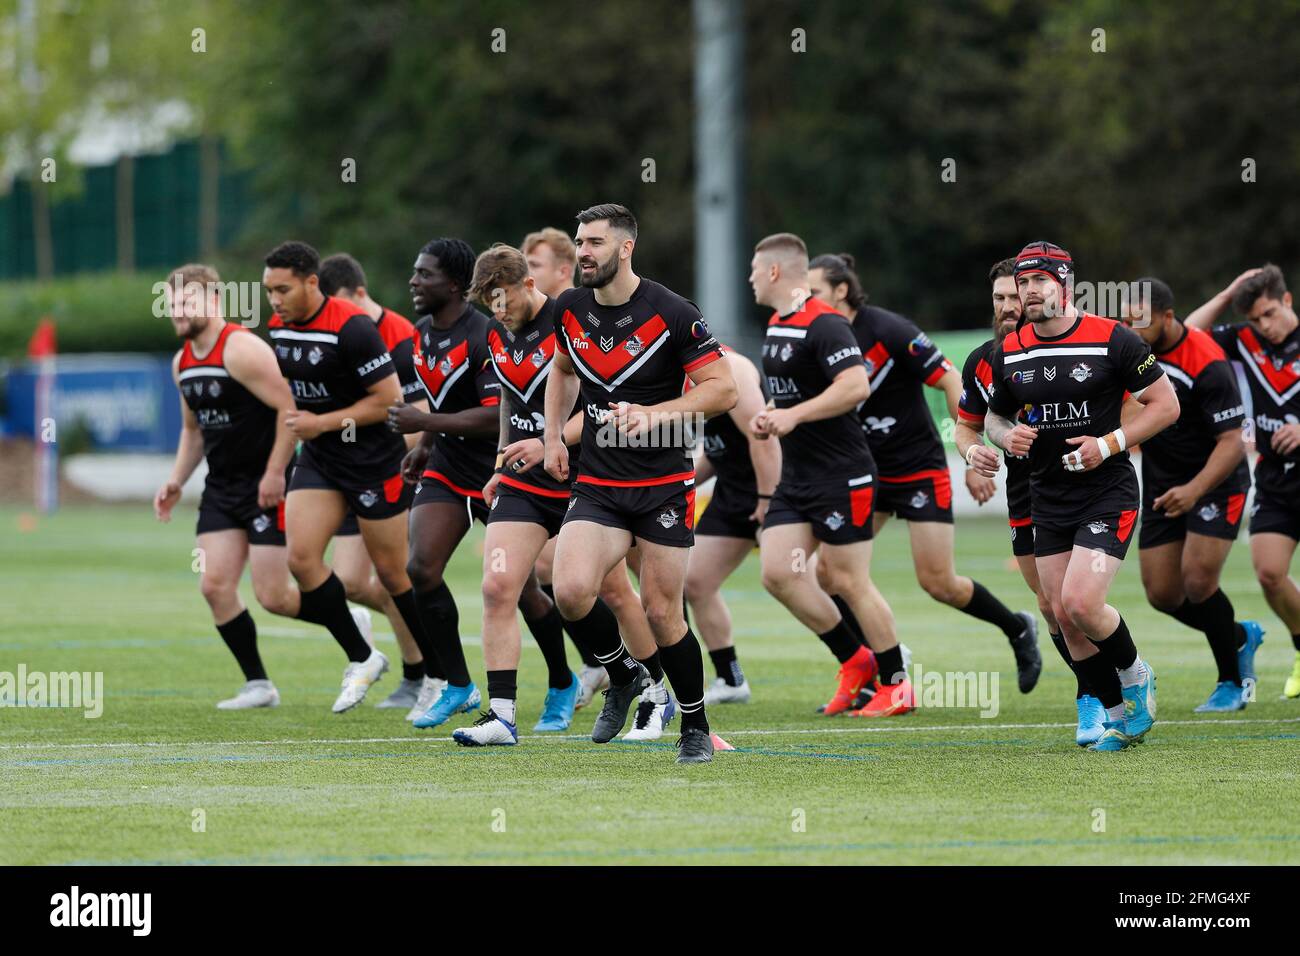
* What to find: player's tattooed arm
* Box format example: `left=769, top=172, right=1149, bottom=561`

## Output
left=955, top=420, right=1000, bottom=483
left=224, top=331, right=298, bottom=507
left=543, top=349, right=581, bottom=482
left=985, top=411, right=1036, bottom=458
left=1184, top=268, right=1263, bottom=331
left=156, top=353, right=205, bottom=522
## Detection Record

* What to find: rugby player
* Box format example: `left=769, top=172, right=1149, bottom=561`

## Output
left=1185, top=265, right=1298, bottom=698
left=1121, top=278, right=1263, bottom=711
left=808, top=253, right=1041, bottom=694
left=750, top=233, right=912, bottom=718
left=522, top=227, right=624, bottom=707
left=265, top=241, right=425, bottom=712
left=543, top=204, right=738, bottom=764
left=688, top=348, right=782, bottom=705
left=983, top=241, right=1178, bottom=751
left=956, top=258, right=1104, bottom=743
left=318, top=252, right=429, bottom=710
left=387, top=238, right=500, bottom=727
left=154, top=263, right=299, bottom=709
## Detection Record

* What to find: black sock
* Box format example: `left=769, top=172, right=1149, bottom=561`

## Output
left=543, top=583, right=606, bottom=668
left=1165, top=598, right=1203, bottom=632
left=709, top=646, right=745, bottom=687
left=876, top=645, right=906, bottom=685
left=1049, top=632, right=1088, bottom=699
left=1089, top=616, right=1138, bottom=673
left=523, top=605, right=572, bottom=689
left=818, top=619, right=862, bottom=664
left=831, top=594, right=868, bottom=646
left=1187, top=591, right=1241, bottom=684
left=660, top=629, right=708, bottom=732
left=216, top=609, right=267, bottom=681
left=636, top=649, right=665, bottom=684
left=563, top=602, right=640, bottom=686
left=391, top=588, right=445, bottom=681
left=962, top=580, right=1025, bottom=640
left=296, top=572, right=370, bottom=662
left=415, top=581, right=471, bottom=686
left=487, top=668, right=517, bottom=706
left=1292, top=633, right=1300, bottom=652
left=1073, top=651, right=1123, bottom=709
left=402, top=661, right=423, bottom=682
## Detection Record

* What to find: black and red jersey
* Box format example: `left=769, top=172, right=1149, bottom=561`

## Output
left=375, top=308, right=421, bottom=403
left=553, top=277, right=723, bottom=486
left=178, top=323, right=275, bottom=488
left=988, top=313, right=1164, bottom=518
left=489, top=297, right=572, bottom=498
left=762, top=297, right=875, bottom=485
left=1211, top=321, right=1300, bottom=496
left=958, top=336, right=1033, bottom=495
left=1143, top=324, right=1248, bottom=494
left=413, top=303, right=501, bottom=494
left=269, top=295, right=405, bottom=480
left=850, top=305, right=953, bottom=476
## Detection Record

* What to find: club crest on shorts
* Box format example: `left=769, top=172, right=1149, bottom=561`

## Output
left=1087, top=520, right=1108, bottom=534
left=358, top=489, right=378, bottom=509
left=252, top=514, right=271, bottom=533
left=308, top=346, right=323, bottom=366
left=824, top=511, right=845, bottom=531
left=1198, top=501, right=1221, bottom=522
left=491, top=496, right=499, bottom=510
left=657, top=507, right=679, bottom=529
left=1010, top=526, right=1017, bottom=540
left=1070, top=362, right=1092, bottom=383
left=909, top=489, right=929, bottom=510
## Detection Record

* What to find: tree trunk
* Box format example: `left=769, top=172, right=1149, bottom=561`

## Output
left=115, top=153, right=135, bottom=272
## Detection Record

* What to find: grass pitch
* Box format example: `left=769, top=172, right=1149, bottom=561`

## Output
left=1, top=503, right=1296, bottom=865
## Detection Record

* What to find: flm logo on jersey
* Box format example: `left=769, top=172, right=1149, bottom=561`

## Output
left=1087, top=520, right=1108, bottom=535
left=308, top=346, right=323, bottom=366
left=823, top=511, right=846, bottom=531
left=1070, top=363, right=1092, bottom=383
left=358, top=490, right=378, bottom=509
left=1043, top=365, right=1057, bottom=381
left=657, top=507, right=679, bottom=529
left=1199, top=502, right=1221, bottom=522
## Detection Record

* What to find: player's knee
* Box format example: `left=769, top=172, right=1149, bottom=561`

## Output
left=1182, top=570, right=1218, bottom=605
left=481, top=570, right=518, bottom=612
left=405, top=556, right=443, bottom=594
left=199, top=575, right=236, bottom=608
left=370, top=560, right=408, bottom=597
left=286, top=548, right=320, bottom=584
left=1061, top=590, right=1102, bottom=632
left=335, top=569, right=366, bottom=603
left=516, top=584, right=550, bottom=620
left=553, top=579, right=595, bottom=621
left=253, top=584, right=296, bottom=617
left=1037, top=599, right=1060, bottom=634
left=918, top=569, right=961, bottom=605
left=683, top=574, right=710, bottom=604
left=1142, top=581, right=1183, bottom=614
left=760, top=564, right=794, bottom=599
left=643, top=599, right=684, bottom=638
left=1253, top=560, right=1288, bottom=593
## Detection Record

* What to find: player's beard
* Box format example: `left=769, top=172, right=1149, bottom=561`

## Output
left=180, top=315, right=210, bottom=339
left=578, top=252, right=619, bottom=289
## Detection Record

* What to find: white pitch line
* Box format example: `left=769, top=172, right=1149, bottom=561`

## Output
left=1, top=716, right=1296, bottom=752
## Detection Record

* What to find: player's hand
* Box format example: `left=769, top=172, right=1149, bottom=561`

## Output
left=1062, top=435, right=1104, bottom=473
left=749, top=496, right=771, bottom=524
left=482, top=472, right=502, bottom=508
left=154, top=481, right=182, bottom=522
left=1004, top=424, right=1037, bottom=458
left=1271, top=422, right=1300, bottom=455
left=965, top=444, right=1001, bottom=480
left=749, top=409, right=771, bottom=439
left=1227, top=267, right=1264, bottom=297
left=544, top=439, right=570, bottom=483
left=607, top=401, right=653, bottom=438
left=257, top=469, right=286, bottom=510
left=401, top=443, right=430, bottom=483
left=755, top=407, right=800, bottom=439
left=964, top=467, right=997, bottom=504
left=502, top=437, right=545, bottom=475
left=285, top=410, right=326, bottom=441
left=387, top=402, right=428, bottom=435
left=1152, top=483, right=1198, bottom=518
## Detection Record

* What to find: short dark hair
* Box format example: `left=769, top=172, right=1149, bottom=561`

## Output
left=988, top=258, right=1017, bottom=283
left=264, top=241, right=320, bottom=277
left=1133, top=276, right=1175, bottom=316
left=809, top=252, right=866, bottom=309
left=319, top=253, right=367, bottom=296
left=1233, top=264, right=1289, bottom=315
left=418, top=237, right=477, bottom=296
left=469, top=243, right=530, bottom=305
left=576, top=203, right=638, bottom=240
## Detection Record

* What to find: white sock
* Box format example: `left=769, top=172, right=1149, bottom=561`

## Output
left=492, top=697, right=516, bottom=725
left=1105, top=703, right=1125, bottom=722
left=645, top=679, right=669, bottom=705
left=1117, top=657, right=1146, bottom=688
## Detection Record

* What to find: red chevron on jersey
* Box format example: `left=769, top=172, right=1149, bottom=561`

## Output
left=561, top=312, right=670, bottom=390
left=1236, top=326, right=1300, bottom=405
left=488, top=327, right=555, bottom=402
left=416, top=339, right=469, bottom=408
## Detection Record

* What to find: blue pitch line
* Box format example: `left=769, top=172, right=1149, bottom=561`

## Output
left=60, top=832, right=1300, bottom=867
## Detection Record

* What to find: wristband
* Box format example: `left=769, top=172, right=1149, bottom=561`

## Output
left=494, top=452, right=506, bottom=470
left=756, top=492, right=773, bottom=500
left=1097, top=430, right=1126, bottom=461
left=965, top=445, right=980, bottom=466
